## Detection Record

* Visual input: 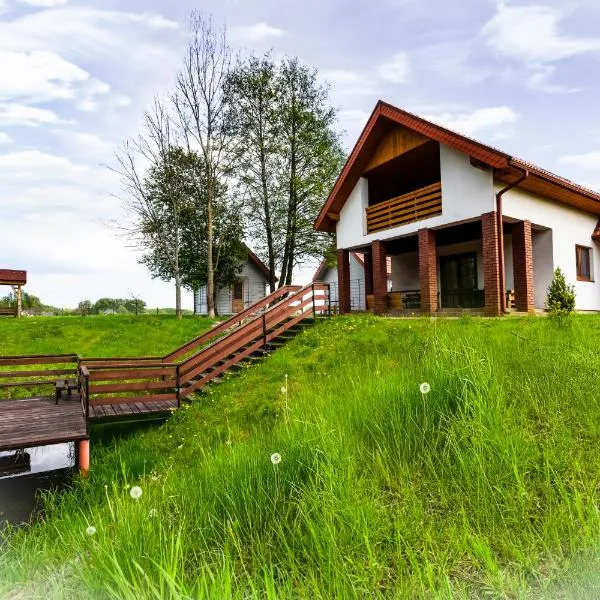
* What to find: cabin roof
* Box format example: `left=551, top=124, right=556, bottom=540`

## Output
left=0, top=269, right=27, bottom=286
left=314, top=100, right=600, bottom=232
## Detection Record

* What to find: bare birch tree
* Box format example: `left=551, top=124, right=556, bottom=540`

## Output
left=173, top=13, right=233, bottom=318
left=111, top=98, right=188, bottom=318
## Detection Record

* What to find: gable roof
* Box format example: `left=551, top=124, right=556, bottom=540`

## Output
left=0, top=269, right=27, bottom=286
left=314, top=100, right=600, bottom=232
left=244, top=245, right=277, bottom=281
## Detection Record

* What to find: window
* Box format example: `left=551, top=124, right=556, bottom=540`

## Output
left=576, top=245, right=593, bottom=282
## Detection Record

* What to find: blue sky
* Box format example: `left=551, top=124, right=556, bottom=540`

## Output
left=0, top=0, right=599, bottom=308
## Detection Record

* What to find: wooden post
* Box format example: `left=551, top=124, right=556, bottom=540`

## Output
left=78, top=439, right=90, bottom=478
left=11, top=285, right=22, bottom=318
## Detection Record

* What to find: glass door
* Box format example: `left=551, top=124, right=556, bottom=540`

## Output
left=439, top=253, right=481, bottom=308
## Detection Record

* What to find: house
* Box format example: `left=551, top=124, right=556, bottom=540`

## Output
left=313, top=252, right=392, bottom=311
left=194, top=247, right=274, bottom=315
left=314, top=100, right=600, bottom=315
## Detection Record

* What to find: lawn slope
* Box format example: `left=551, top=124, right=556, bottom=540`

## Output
left=0, top=314, right=215, bottom=357
left=2, top=314, right=600, bottom=598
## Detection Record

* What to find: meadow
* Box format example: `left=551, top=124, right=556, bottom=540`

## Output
left=0, top=314, right=215, bottom=357
left=2, top=314, right=600, bottom=598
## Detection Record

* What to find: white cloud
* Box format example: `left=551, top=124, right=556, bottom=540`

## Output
left=527, top=64, right=581, bottom=93
left=424, top=106, right=519, bottom=138
left=377, top=52, right=411, bottom=84
left=322, top=69, right=376, bottom=96
left=0, top=103, right=60, bottom=126
left=0, top=150, right=89, bottom=180
left=0, top=49, right=89, bottom=103
left=483, top=3, right=600, bottom=63
left=19, top=0, right=69, bottom=6
left=560, top=151, right=600, bottom=170
left=0, top=132, right=10, bottom=144
left=230, top=22, right=285, bottom=42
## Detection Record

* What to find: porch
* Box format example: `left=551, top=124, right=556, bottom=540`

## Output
left=337, top=215, right=550, bottom=316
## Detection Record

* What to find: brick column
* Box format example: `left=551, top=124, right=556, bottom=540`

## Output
left=363, top=251, right=373, bottom=296
left=512, top=220, right=535, bottom=312
left=372, top=240, right=388, bottom=314
left=337, top=249, right=351, bottom=314
left=418, top=229, right=438, bottom=313
left=482, top=212, right=502, bottom=316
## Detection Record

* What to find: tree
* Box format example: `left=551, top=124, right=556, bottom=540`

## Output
left=277, top=58, right=345, bottom=286
left=78, top=300, right=92, bottom=316
left=125, top=293, right=146, bottom=315
left=546, top=267, right=576, bottom=323
left=173, top=13, right=233, bottom=318
left=112, top=100, right=189, bottom=318
left=227, top=55, right=284, bottom=292
left=228, top=55, right=344, bottom=287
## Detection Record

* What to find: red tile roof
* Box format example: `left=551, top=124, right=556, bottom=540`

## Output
left=314, top=100, right=600, bottom=232
left=0, top=269, right=27, bottom=285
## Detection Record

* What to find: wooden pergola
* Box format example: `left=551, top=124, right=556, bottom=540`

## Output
left=0, top=269, right=27, bottom=317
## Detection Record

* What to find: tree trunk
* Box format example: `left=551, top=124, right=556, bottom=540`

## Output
left=175, top=272, right=182, bottom=319
left=260, top=139, right=276, bottom=293
left=206, top=167, right=216, bottom=318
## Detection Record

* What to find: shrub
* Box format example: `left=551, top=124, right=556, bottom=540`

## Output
left=546, top=267, right=575, bottom=322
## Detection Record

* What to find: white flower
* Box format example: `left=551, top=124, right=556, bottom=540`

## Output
left=280, top=386, right=287, bottom=394
left=270, top=453, right=282, bottom=465
left=419, top=382, right=431, bottom=395
left=86, top=526, right=96, bottom=536
left=130, top=486, right=143, bottom=500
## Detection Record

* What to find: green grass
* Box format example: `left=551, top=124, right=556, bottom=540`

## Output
left=2, top=314, right=600, bottom=598
left=0, top=314, right=216, bottom=358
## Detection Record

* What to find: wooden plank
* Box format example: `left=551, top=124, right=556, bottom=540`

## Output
left=0, top=368, right=75, bottom=379
left=90, top=393, right=177, bottom=406
left=89, top=380, right=176, bottom=394
left=88, top=367, right=177, bottom=381
left=364, top=125, right=429, bottom=172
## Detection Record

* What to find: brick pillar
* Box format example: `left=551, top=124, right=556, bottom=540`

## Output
left=372, top=240, right=388, bottom=314
left=512, top=220, right=535, bottom=312
left=482, top=212, right=502, bottom=316
left=418, top=228, right=438, bottom=313
left=337, top=249, right=351, bottom=314
left=363, top=252, right=373, bottom=296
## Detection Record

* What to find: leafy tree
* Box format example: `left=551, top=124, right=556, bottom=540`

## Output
left=227, top=55, right=284, bottom=292
left=0, top=291, right=44, bottom=310
left=113, top=99, right=188, bottom=318
left=173, top=13, right=233, bottom=318
left=78, top=300, right=92, bottom=316
left=546, top=267, right=576, bottom=323
left=228, top=55, right=345, bottom=287
left=124, top=296, right=146, bottom=315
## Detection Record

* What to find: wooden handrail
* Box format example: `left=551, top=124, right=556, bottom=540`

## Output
left=164, top=285, right=301, bottom=362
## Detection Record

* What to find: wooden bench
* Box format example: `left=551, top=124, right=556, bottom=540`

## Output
left=0, top=307, right=16, bottom=317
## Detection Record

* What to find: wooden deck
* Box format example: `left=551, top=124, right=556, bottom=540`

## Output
left=0, top=396, right=87, bottom=452
left=88, top=399, right=178, bottom=421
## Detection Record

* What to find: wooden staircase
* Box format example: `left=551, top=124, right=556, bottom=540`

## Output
left=0, top=284, right=330, bottom=455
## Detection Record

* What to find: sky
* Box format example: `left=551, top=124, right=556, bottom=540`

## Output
left=1, top=0, right=599, bottom=309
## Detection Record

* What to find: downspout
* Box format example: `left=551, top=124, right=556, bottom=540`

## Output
left=495, top=165, right=529, bottom=313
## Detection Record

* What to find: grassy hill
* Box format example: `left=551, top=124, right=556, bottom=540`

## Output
left=0, top=314, right=215, bottom=357
left=2, top=314, right=600, bottom=598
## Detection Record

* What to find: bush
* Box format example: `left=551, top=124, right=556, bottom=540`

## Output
left=546, top=267, right=575, bottom=322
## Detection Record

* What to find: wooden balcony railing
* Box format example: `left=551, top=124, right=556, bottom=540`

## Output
left=366, top=182, right=442, bottom=234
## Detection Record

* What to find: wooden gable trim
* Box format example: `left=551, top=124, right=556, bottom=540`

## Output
left=314, top=101, right=510, bottom=232
left=364, top=126, right=429, bottom=172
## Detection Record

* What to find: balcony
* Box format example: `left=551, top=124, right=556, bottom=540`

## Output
left=366, top=182, right=442, bottom=234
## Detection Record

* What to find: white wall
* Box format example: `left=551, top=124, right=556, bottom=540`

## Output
left=501, top=186, right=600, bottom=310
left=194, top=260, right=269, bottom=315
left=319, top=254, right=366, bottom=310
left=336, top=144, right=495, bottom=249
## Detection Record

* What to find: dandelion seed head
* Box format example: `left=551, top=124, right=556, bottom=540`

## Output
left=419, top=382, right=431, bottom=394
left=86, top=526, right=96, bottom=536
left=280, top=386, right=287, bottom=394
left=130, top=486, right=143, bottom=500
left=270, top=453, right=282, bottom=465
